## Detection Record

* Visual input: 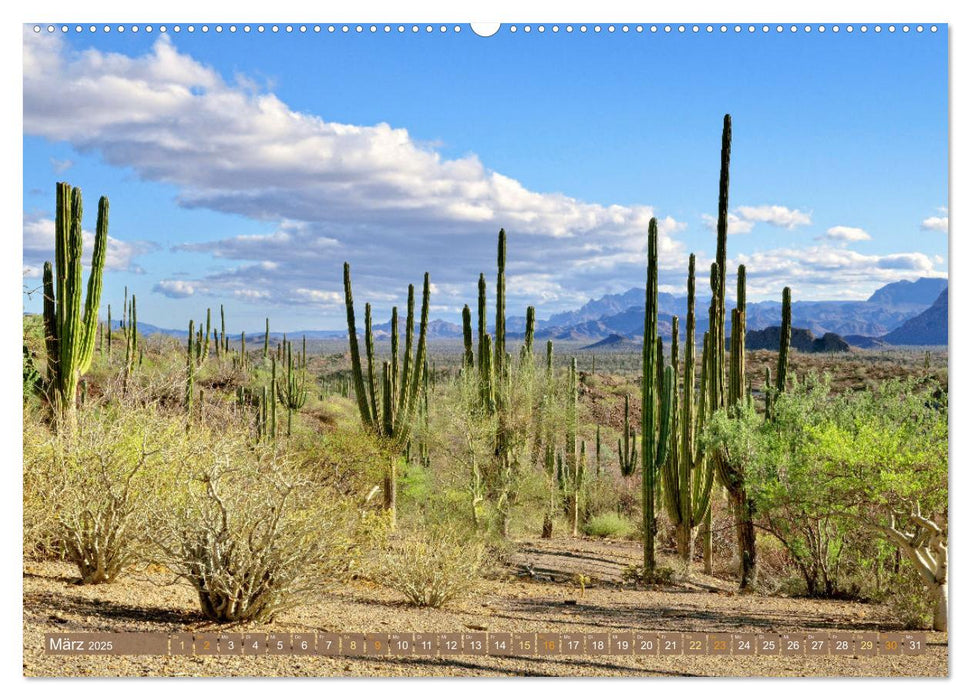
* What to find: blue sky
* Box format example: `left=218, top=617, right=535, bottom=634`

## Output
left=22, top=24, right=948, bottom=332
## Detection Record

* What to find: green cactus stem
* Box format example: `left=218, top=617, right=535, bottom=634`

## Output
left=776, top=286, right=792, bottom=395
left=661, top=254, right=715, bottom=573
left=42, top=182, right=109, bottom=420
left=642, top=217, right=676, bottom=576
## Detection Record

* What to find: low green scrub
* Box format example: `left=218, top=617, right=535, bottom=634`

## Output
left=582, top=511, right=636, bottom=539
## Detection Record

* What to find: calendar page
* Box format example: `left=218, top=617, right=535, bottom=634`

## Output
left=21, top=14, right=949, bottom=680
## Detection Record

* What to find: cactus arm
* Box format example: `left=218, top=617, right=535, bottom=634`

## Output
left=494, top=229, right=506, bottom=374
left=405, top=273, right=431, bottom=427
left=343, top=262, right=373, bottom=427
left=390, top=305, right=400, bottom=407
left=398, top=284, right=415, bottom=417
left=461, top=304, right=474, bottom=368
left=776, top=286, right=792, bottom=394
left=364, top=303, right=380, bottom=425
left=77, top=196, right=108, bottom=376
left=642, top=217, right=660, bottom=572
left=42, top=262, right=58, bottom=385
left=524, top=305, right=535, bottom=356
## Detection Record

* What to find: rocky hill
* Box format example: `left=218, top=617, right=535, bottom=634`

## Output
left=746, top=326, right=850, bottom=353
left=880, top=289, right=948, bottom=346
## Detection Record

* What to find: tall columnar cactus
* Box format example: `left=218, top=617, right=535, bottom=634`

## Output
left=106, top=304, right=112, bottom=358
left=185, top=319, right=196, bottom=425
left=270, top=357, right=278, bottom=441
left=124, top=294, right=137, bottom=386
left=494, top=228, right=507, bottom=374
left=712, top=260, right=759, bottom=591
left=595, top=425, right=602, bottom=477
left=216, top=305, right=224, bottom=359
left=202, top=308, right=211, bottom=360
left=564, top=357, right=581, bottom=534
left=263, top=318, right=270, bottom=359
left=541, top=339, right=557, bottom=539
left=618, top=394, right=638, bottom=477
left=344, top=262, right=431, bottom=529
left=461, top=305, right=474, bottom=369
left=728, top=265, right=747, bottom=408
left=776, top=286, right=792, bottom=395
left=276, top=339, right=309, bottom=436
left=661, top=254, right=715, bottom=572
left=568, top=440, right=587, bottom=537
left=713, top=113, right=731, bottom=409
left=42, top=183, right=109, bottom=419
left=642, top=217, right=676, bottom=576
left=522, top=306, right=536, bottom=361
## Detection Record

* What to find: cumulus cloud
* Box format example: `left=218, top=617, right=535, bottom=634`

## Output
left=921, top=216, right=948, bottom=232
left=822, top=225, right=871, bottom=242
left=735, top=205, right=812, bottom=229
left=22, top=31, right=946, bottom=318
left=734, top=245, right=942, bottom=299
left=22, top=215, right=155, bottom=277
left=702, top=205, right=810, bottom=235
left=153, top=279, right=198, bottom=298
left=23, top=31, right=687, bottom=318
left=701, top=212, right=754, bottom=235
left=50, top=157, right=73, bottom=173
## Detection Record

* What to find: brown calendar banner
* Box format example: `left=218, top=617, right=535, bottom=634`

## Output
left=44, top=631, right=927, bottom=657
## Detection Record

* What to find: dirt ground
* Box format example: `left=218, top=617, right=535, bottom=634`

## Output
left=23, top=538, right=948, bottom=678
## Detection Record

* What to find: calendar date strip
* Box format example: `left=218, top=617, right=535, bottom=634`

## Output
left=45, top=630, right=926, bottom=657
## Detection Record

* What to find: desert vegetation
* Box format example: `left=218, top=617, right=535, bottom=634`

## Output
left=22, top=116, right=948, bottom=677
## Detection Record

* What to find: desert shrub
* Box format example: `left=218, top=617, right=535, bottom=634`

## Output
left=151, top=444, right=355, bottom=622
left=582, top=512, right=635, bottom=539
left=22, top=404, right=186, bottom=582
left=885, top=566, right=934, bottom=629
left=370, top=527, right=485, bottom=608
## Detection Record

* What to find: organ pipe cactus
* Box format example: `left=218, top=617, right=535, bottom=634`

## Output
left=541, top=340, right=557, bottom=539
left=712, top=260, right=759, bottom=591
left=344, top=262, right=431, bottom=529
left=494, top=229, right=507, bottom=374
left=276, top=339, right=309, bottom=436
left=185, top=320, right=195, bottom=419
left=618, top=394, right=638, bottom=477
left=461, top=305, right=474, bottom=369
left=42, top=182, right=109, bottom=421
left=344, top=263, right=430, bottom=444
left=641, top=217, right=675, bottom=576
left=661, top=254, right=715, bottom=573
left=776, top=286, right=792, bottom=395
left=123, top=294, right=137, bottom=388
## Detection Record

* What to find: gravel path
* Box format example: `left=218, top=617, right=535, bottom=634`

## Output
left=23, top=549, right=947, bottom=678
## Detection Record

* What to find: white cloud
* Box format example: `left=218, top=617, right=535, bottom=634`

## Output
left=823, top=225, right=871, bottom=242
left=734, top=205, right=812, bottom=229
left=23, top=31, right=686, bottom=316
left=733, top=245, right=942, bottom=299
left=154, top=279, right=198, bottom=298
left=921, top=216, right=948, bottom=232
left=50, top=157, right=73, bottom=173
left=702, top=205, right=809, bottom=235
left=22, top=215, right=153, bottom=277
left=701, top=212, right=755, bottom=235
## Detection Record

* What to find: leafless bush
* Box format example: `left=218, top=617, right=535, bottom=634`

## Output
left=151, top=446, right=355, bottom=622
left=23, top=405, right=185, bottom=583
left=370, top=527, right=485, bottom=608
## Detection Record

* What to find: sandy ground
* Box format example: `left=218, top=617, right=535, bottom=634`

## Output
left=23, top=540, right=947, bottom=678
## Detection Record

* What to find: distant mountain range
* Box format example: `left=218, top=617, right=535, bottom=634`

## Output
left=43, top=277, right=943, bottom=349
